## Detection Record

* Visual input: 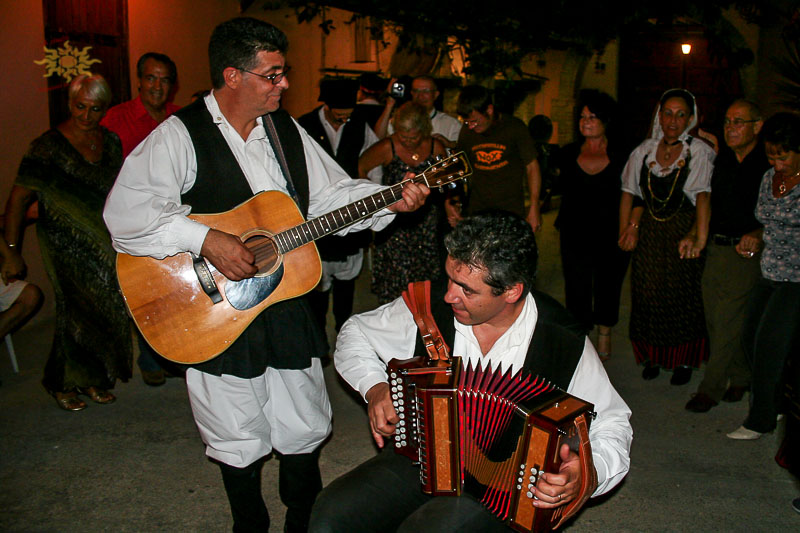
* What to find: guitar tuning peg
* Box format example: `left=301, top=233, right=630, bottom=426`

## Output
left=433, top=155, right=443, bottom=162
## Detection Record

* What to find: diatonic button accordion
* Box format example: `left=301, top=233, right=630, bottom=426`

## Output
left=388, top=355, right=595, bottom=532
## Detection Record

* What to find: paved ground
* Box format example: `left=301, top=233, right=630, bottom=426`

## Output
left=1, top=210, right=798, bottom=532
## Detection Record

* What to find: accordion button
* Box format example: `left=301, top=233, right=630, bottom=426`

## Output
left=529, top=476, right=536, bottom=483
left=517, top=484, right=522, bottom=490
left=392, top=393, right=398, bottom=400
left=395, top=442, right=401, bottom=448
left=517, top=477, right=523, bottom=483
left=526, top=491, right=533, bottom=499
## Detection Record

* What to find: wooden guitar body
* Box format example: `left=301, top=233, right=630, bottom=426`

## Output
left=116, top=191, right=321, bottom=364
left=116, top=151, right=472, bottom=364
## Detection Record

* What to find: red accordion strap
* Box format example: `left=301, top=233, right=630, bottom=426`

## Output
left=552, top=412, right=598, bottom=529
left=401, top=281, right=450, bottom=361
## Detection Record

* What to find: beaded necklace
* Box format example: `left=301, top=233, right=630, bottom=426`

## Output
left=644, top=161, right=685, bottom=221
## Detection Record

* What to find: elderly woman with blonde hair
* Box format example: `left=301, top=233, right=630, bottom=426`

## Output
left=358, top=101, right=448, bottom=303
left=3, top=74, right=133, bottom=411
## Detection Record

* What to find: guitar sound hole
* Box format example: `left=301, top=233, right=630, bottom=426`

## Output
left=244, top=235, right=280, bottom=275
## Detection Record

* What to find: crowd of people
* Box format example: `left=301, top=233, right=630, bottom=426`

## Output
left=1, top=12, right=798, bottom=530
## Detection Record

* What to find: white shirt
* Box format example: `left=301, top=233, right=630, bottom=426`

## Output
left=104, top=92, right=395, bottom=258
left=389, top=109, right=462, bottom=143
left=316, top=106, right=382, bottom=185
left=621, top=137, right=715, bottom=205
left=334, top=292, right=633, bottom=497
left=313, top=106, right=383, bottom=285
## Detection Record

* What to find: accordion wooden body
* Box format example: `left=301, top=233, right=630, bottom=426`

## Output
left=387, top=355, right=595, bottom=532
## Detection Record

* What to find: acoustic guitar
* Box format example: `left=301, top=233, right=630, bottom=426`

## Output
left=116, top=152, right=471, bottom=364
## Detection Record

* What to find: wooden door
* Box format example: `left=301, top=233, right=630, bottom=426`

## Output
left=41, top=0, right=129, bottom=127
left=618, top=24, right=743, bottom=153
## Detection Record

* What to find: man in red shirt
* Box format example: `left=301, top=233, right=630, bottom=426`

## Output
left=101, top=52, right=180, bottom=157
left=102, top=52, right=180, bottom=385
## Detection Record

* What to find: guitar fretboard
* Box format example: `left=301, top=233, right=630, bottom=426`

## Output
left=272, top=180, right=409, bottom=254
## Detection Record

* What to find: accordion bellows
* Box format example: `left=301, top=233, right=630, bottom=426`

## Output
left=388, top=355, right=595, bottom=532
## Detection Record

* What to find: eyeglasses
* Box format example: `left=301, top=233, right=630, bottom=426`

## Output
left=724, top=118, right=758, bottom=127
left=239, top=65, right=291, bottom=85
left=142, top=75, right=174, bottom=85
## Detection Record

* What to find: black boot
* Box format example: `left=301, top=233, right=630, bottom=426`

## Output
left=278, top=449, right=323, bottom=533
left=217, top=458, right=270, bottom=532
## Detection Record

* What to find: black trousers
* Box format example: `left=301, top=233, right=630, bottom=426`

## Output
left=308, top=278, right=356, bottom=334
left=559, top=229, right=630, bottom=331
left=309, top=449, right=508, bottom=532
left=742, top=278, right=800, bottom=433
left=219, top=448, right=322, bottom=533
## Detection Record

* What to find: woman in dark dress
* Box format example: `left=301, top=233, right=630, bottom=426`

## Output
left=556, top=90, right=629, bottom=360
left=358, top=102, right=448, bottom=304
left=618, top=89, right=716, bottom=385
left=3, top=74, right=133, bottom=411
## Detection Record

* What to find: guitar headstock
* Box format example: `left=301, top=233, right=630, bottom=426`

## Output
left=421, top=151, right=472, bottom=190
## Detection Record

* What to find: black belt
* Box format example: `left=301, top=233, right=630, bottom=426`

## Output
left=710, top=234, right=740, bottom=246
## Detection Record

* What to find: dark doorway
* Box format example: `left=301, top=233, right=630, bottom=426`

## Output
left=42, top=0, right=129, bottom=127
left=618, top=24, right=743, bottom=153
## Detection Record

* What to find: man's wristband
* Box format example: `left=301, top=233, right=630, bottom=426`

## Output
left=628, top=222, right=639, bottom=229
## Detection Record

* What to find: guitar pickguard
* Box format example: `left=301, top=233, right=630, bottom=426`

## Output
left=224, top=262, right=285, bottom=310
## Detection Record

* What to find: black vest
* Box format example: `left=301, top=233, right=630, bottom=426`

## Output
left=174, top=100, right=326, bottom=377
left=297, top=107, right=371, bottom=261
left=413, top=282, right=586, bottom=390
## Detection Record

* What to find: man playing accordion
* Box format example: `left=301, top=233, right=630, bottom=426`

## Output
left=310, top=211, right=632, bottom=531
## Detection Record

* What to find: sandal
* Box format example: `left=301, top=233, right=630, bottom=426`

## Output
left=52, top=391, right=87, bottom=412
left=78, top=386, right=116, bottom=405
left=597, top=332, right=611, bottom=362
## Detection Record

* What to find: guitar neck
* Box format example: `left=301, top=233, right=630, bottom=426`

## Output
left=273, top=175, right=425, bottom=254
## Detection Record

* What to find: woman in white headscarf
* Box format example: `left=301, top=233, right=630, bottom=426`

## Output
left=618, top=89, right=716, bottom=385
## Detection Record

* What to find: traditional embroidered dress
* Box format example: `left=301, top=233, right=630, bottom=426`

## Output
left=621, top=90, right=716, bottom=370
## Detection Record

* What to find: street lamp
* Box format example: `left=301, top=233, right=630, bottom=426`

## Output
left=681, top=43, right=691, bottom=88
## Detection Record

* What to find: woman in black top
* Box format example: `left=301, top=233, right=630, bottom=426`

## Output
left=556, top=90, right=630, bottom=359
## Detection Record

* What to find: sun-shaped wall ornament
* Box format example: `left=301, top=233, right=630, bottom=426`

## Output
left=34, top=40, right=101, bottom=82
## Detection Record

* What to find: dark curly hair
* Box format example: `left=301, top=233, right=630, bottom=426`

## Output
left=761, top=112, right=800, bottom=154
left=578, top=89, right=616, bottom=128
left=208, top=17, right=288, bottom=89
left=444, top=211, right=538, bottom=296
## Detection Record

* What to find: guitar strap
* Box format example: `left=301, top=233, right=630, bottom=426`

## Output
left=402, top=280, right=450, bottom=361
left=262, top=112, right=302, bottom=211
